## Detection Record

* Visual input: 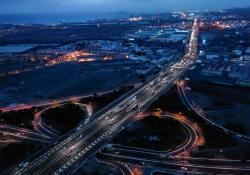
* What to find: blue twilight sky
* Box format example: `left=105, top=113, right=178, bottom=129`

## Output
left=0, top=0, right=250, bottom=15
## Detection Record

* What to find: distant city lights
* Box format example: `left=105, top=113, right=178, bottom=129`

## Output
left=129, top=16, right=143, bottom=22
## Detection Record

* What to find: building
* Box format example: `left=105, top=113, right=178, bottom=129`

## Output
left=228, top=63, right=250, bottom=80
left=232, top=49, right=242, bottom=56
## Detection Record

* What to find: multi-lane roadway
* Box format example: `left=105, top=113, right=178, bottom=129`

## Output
left=0, top=124, right=51, bottom=143
left=98, top=150, right=250, bottom=175
left=12, top=18, right=199, bottom=175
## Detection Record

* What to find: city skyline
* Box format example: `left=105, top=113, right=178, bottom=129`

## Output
left=0, top=0, right=250, bottom=15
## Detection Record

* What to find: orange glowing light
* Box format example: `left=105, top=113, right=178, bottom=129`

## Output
left=132, top=166, right=144, bottom=175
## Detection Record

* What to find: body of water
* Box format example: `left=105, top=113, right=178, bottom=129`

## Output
left=0, top=13, right=130, bottom=25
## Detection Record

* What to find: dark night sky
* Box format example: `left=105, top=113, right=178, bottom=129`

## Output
left=1, top=0, right=250, bottom=14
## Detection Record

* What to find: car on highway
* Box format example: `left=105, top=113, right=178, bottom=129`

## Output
left=236, top=134, right=242, bottom=138
left=181, top=167, right=188, bottom=171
